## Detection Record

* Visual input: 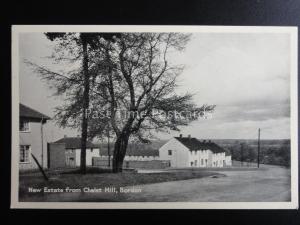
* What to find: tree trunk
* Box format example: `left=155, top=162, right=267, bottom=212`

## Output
left=80, top=34, right=90, bottom=174
left=112, top=134, right=129, bottom=173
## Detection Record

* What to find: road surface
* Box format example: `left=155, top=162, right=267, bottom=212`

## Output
left=22, top=165, right=291, bottom=202
left=120, top=166, right=291, bottom=202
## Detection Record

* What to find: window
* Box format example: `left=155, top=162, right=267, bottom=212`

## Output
left=190, top=162, right=194, bottom=166
left=194, top=160, right=197, bottom=166
left=20, top=145, right=30, bottom=163
left=168, top=150, right=172, bottom=155
left=19, top=120, right=30, bottom=132
left=201, top=159, right=204, bottom=165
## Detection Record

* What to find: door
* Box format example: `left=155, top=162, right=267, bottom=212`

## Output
left=66, top=156, right=76, bottom=167
left=169, top=150, right=177, bottom=167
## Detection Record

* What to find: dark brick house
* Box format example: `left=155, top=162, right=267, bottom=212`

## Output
left=48, top=136, right=99, bottom=169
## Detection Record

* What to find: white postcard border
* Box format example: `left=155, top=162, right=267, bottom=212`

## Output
left=11, top=25, right=298, bottom=209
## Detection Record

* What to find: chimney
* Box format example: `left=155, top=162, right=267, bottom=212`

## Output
left=179, top=134, right=183, bottom=138
left=64, top=134, right=67, bottom=138
left=188, top=134, right=191, bottom=140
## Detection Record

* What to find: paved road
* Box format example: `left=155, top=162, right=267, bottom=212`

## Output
left=79, top=166, right=290, bottom=202
left=23, top=165, right=291, bottom=202
left=119, top=166, right=291, bottom=202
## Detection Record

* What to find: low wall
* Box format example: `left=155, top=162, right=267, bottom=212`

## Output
left=92, top=158, right=111, bottom=167
left=92, top=157, right=170, bottom=169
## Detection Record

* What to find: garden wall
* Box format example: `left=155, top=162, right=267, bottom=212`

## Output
left=92, top=157, right=170, bottom=169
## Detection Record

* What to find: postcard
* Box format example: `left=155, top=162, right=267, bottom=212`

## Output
left=11, top=25, right=298, bottom=209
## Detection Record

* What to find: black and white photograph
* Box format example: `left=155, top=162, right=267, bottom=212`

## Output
left=11, top=25, right=298, bottom=209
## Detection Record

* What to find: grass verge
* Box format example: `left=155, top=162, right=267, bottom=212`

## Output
left=19, top=169, right=220, bottom=201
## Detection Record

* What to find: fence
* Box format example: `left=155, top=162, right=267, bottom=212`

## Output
left=232, top=160, right=258, bottom=167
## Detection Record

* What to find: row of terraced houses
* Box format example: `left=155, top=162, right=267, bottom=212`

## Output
left=19, top=104, right=232, bottom=170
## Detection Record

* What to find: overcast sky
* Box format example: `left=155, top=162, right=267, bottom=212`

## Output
left=19, top=32, right=291, bottom=142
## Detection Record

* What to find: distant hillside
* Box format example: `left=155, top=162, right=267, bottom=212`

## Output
left=213, top=139, right=290, bottom=146
left=213, top=139, right=290, bottom=167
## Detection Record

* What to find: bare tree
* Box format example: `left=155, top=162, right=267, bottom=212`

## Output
left=27, top=32, right=118, bottom=174
left=27, top=32, right=214, bottom=173
left=90, top=33, right=215, bottom=172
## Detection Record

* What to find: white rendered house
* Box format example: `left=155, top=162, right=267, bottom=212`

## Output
left=19, top=104, right=50, bottom=170
left=159, top=135, right=231, bottom=168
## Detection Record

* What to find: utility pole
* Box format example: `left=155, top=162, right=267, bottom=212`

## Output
left=41, top=117, right=44, bottom=168
left=257, top=128, right=261, bottom=168
left=240, top=143, right=244, bottom=167
left=107, top=126, right=111, bottom=167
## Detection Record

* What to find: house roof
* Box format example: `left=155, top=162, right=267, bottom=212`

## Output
left=20, top=104, right=50, bottom=121
left=174, top=137, right=225, bottom=154
left=99, top=148, right=159, bottom=157
left=54, top=137, right=95, bottom=149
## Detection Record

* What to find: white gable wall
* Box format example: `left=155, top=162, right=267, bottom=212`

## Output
left=159, top=138, right=190, bottom=167
left=86, top=148, right=100, bottom=165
